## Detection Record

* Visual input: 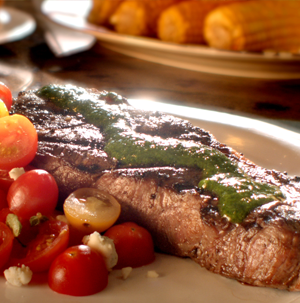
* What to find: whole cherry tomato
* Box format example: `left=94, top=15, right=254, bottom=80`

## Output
left=104, top=222, right=155, bottom=269
left=8, top=219, right=69, bottom=272
left=0, top=114, right=38, bottom=170
left=0, top=222, right=14, bottom=269
left=7, top=169, right=59, bottom=220
left=48, top=245, right=108, bottom=296
left=0, top=82, right=13, bottom=111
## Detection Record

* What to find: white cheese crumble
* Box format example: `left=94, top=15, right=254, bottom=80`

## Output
left=4, top=265, right=33, bottom=287
left=9, top=167, right=25, bottom=181
left=83, top=231, right=118, bottom=271
left=147, top=270, right=159, bottom=278
left=121, top=267, right=132, bottom=280
left=56, top=214, right=68, bottom=223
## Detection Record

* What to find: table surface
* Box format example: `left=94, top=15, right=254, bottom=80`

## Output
left=1, top=0, right=300, bottom=126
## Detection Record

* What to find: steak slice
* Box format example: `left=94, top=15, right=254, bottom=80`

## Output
left=11, top=86, right=300, bottom=291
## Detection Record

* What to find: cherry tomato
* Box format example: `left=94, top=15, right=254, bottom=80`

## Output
left=7, top=169, right=59, bottom=220
left=0, top=82, right=12, bottom=111
left=104, top=222, right=155, bottom=269
left=0, top=189, right=8, bottom=210
left=0, top=208, right=12, bottom=223
left=0, top=170, right=14, bottom=192
left=0, top=100, right=9, bottom=118
left=0, top=165, right=35, bottom=193
left=48, top=245, right=108, bottom=296
left=0, top=207, right=34, bottom=242
left=64, top=188, right=121, bottom=245
left=0, top=222, right=14, bottom=269
left=9, top=220, right=69, bottom=272
left=0, top=114, right=38, bottom=170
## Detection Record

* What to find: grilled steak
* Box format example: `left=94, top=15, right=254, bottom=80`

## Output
left=11, top=85, right=300, bottom=291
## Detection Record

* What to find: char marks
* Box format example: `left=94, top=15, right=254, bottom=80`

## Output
left=11, top=87, right=300, bottom=291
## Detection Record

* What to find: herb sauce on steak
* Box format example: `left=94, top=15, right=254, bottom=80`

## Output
left=36, top=84, right=283, bottom=223
left=11, top=85, right=300, bottom=290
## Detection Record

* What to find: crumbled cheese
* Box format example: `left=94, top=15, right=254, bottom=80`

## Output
left=147, top=270, right=159, bottom=278
left=121, top=267, right=132, bottom=280
left=83, top=231, right=118, bottom=270
left=9, top=168, right=25, bottom=181
left=56, top=214, right=68, bottom=223
left=4, top=265, right=33, bottom=287
left=6, top=213, right=22, bottom=237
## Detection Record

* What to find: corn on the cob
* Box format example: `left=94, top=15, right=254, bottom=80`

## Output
left=88, top=0, right=124, bottom=26
left=158, top=0, right=242, bottom=44
left=204, top=0, right=300, bottom=53
left=109, top=0, right=186, bottom=37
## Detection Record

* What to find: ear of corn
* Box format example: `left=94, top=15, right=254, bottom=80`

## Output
left=109, top=0, right=186, bottom=37
left=88, top=0, right=124, bottom=26
left=204, top=0, right=300, bottom=53
left=158, top=0, right=242, bottom=44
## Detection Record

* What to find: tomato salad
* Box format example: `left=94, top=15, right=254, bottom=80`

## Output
left=0, top=83, right=156, bottom=296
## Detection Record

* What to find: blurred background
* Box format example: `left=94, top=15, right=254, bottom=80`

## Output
left=1, top=0, right=300, bottom=133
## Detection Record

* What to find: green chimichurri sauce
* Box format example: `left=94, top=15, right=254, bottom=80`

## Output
left=37, top=84, right=284, bottom=223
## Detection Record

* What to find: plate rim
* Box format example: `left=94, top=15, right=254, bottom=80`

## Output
left=0, top=7, right=36, bottom=45
left=1, top=101, right=300, bottom=303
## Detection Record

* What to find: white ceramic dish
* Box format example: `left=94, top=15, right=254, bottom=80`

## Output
left=1, top=102, right=300, bottom=303
left=0, top=7, right=36, bottom=45
left=41, top=0, right=300, bottom=79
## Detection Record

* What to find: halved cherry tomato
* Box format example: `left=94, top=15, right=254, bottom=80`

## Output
left=8, top=219, right=69, bottom=272
left=0, top=165, right=35, bottom=192
left=0, top=165, right=35, bottom=193
left=48, top=245, right=108, bottom=296
left=0, top=114, right=38, bottom=170
left=0, top=100, right=9, bottom=118
left=0, top=208, right=12, bottom=223
left=0, top=170, right=14, bottom=192
left=0, top=189, right=8, bottom=210
left=0, top=207, right=34, bottom=242
left=64, top=188, right=121, bottom=245
left=0, top=82, right=12, bottom=111
left=0, top=222, right=14, bottom=269
left=7, top=169, right=59, bottom=220
left=104, top=222, right=155, bottom=269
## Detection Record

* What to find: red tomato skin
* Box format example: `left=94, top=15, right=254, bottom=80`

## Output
left=0, top=166, right=35, bottom=193
left=48, top=245, right=108, bottom=296
left=7, top=169, right=59, bottom=220
left=0, top=222, right=14, bottom=269
left=0, top=82, right=12, bottom=111
left=104, top=222, right=155, bottom=269
left=0, top=208, right=12, bottom=223
left=0, top=170, right=14, bottom=193
left=9, top=220, right=69, bottom=272
left=0, top=114, right=38, bottom=170
left=0, top=189, right=8, bottom=210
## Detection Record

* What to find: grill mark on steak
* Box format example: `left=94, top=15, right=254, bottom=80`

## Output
left=94, top=170, right=300, bottom=290
left=104, top=167, right=202, bottom=191
left=11, top=87, right=300, bottom=291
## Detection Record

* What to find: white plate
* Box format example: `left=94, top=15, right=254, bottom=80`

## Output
left=41, top=0, right=300, bottom=79
left=0, top=7, right=36, bottom=45
left=1, top=102, right=300, bottom=303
